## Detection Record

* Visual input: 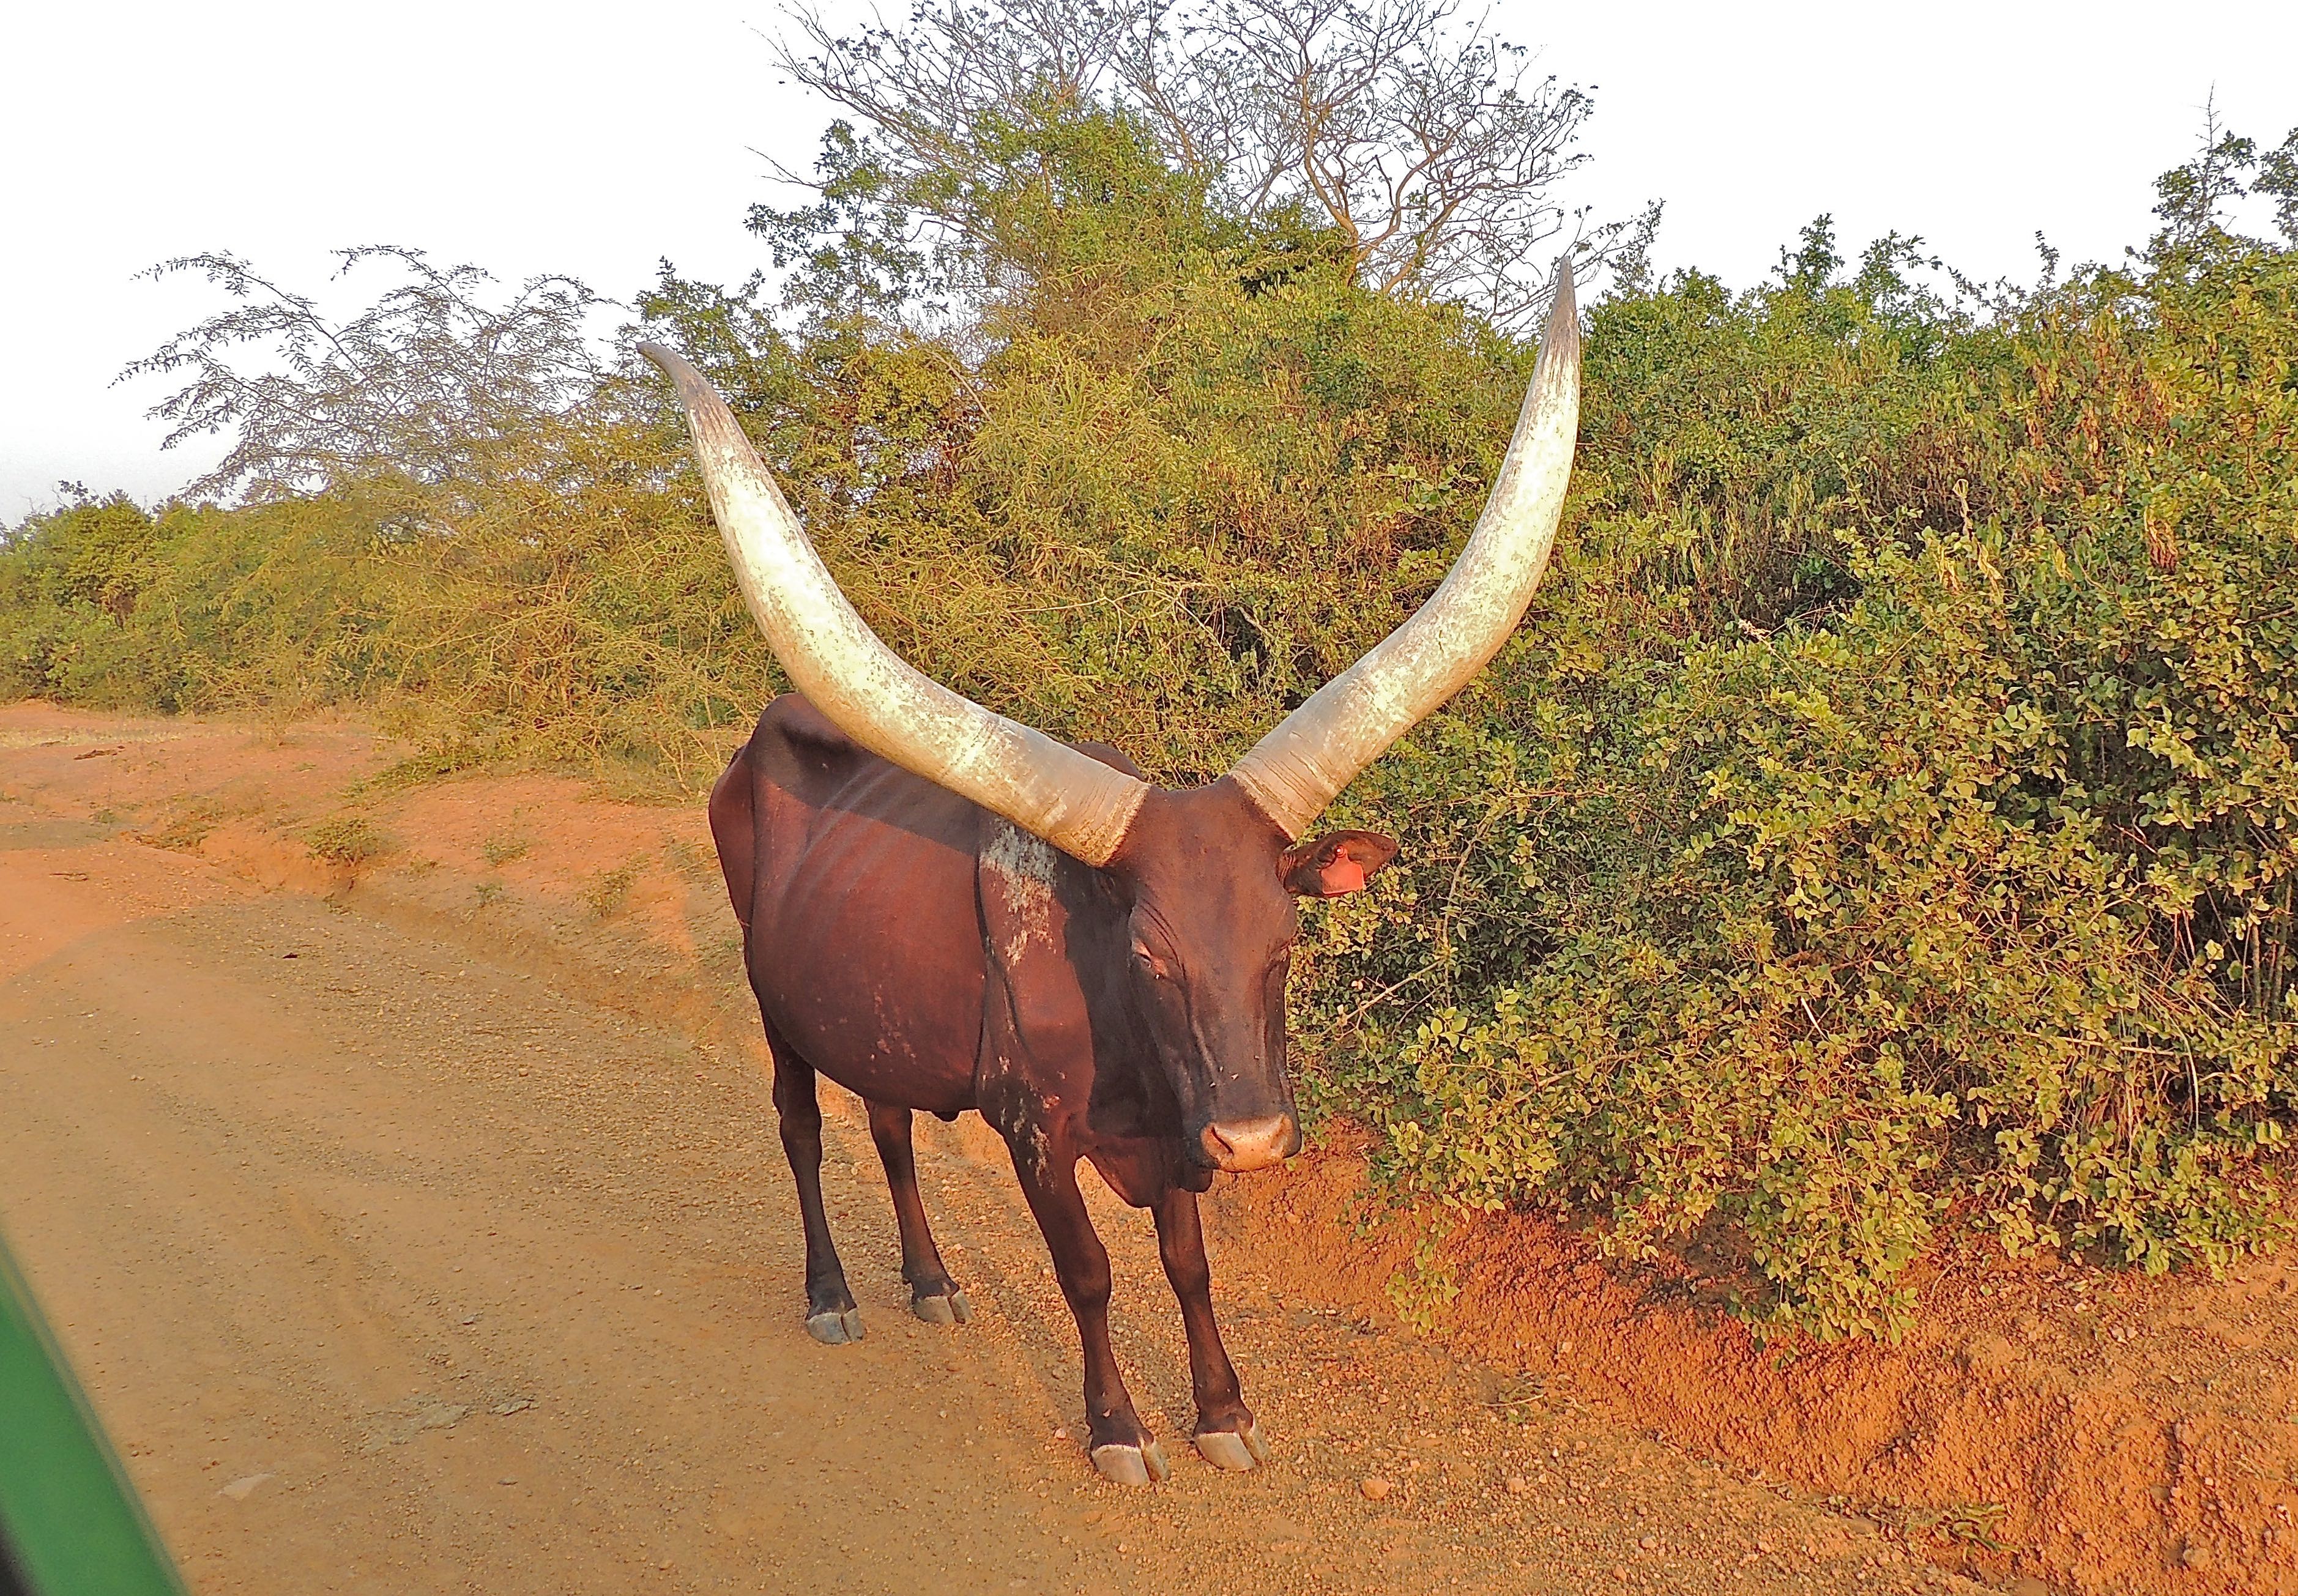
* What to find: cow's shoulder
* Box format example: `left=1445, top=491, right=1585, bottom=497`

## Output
left=745, top=694, right=888, bottom=804
left=757, top=692, right=858, bottom=756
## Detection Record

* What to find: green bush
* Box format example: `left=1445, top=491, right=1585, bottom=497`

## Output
left=6, top=105, right=2294, bottom=1340
left=1291, top=196, right=2298, bottom=1340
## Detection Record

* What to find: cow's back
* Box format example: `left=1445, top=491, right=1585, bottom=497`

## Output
left=710, top=695, right=988, bottom=1115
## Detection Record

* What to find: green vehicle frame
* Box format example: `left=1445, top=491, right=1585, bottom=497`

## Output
left=0, top=1227, right=188, bottom=1596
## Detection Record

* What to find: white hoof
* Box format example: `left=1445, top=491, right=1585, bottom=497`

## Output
left=912, top=1290, right=973, bottom=1326
left=805, top=1307, right=865, bottom=1344
left=1090, top=1439, right=1171, bottom=1487
left=1193, top=1420, right=1268, bottom=1471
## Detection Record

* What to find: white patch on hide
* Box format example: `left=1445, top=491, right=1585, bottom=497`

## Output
left=1022, top=1121, right=1052, bottom=1180
left=981, top=821, right=1059, bottom=967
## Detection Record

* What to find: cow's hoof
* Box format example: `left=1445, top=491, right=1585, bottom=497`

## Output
left=805, top=1307, right=865, bottom=1345
left=912, top=1288, right=973, bottom=1326
left=1090, top=1440, right=1171, bottom=1487
left=1193, top=1420, right=1268, bottom=1472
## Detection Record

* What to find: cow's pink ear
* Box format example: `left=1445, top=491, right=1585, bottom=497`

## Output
left=1281, top=830, right=1399, bottom=898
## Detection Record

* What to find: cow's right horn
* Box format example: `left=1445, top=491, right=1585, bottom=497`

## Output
left=642, top=343, right=1149, bottom=867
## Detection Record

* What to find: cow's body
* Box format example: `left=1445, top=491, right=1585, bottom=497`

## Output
left=710, top=694, right=1274, bottom=1479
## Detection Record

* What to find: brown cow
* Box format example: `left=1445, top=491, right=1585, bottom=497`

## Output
left=641, top=261, right=1579, bottom=1487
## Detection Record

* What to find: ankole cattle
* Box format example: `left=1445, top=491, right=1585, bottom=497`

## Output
left=639, top=262, right=1579, bottom=1487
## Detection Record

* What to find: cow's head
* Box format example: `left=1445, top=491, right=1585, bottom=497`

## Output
left=1101, top=779, right=1396, bottom=1171
left=642, top=259, right=1579, bottom=1176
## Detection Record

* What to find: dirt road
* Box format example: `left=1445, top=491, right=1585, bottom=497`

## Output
left=1, top=779, right=1977, bottom=1592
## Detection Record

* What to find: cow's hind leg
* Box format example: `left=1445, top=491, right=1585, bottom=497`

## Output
left=764, top=1025, right=863, bottom=1345
left=865, top=1100, right=971, bottom=1326
left=1153, top=1185, right=1266, bottom=1471
left=1005, top=1133, right=1167, bottom=1486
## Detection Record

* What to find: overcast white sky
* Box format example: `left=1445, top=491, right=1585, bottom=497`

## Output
left=4, top=1, right=2294, bottom=518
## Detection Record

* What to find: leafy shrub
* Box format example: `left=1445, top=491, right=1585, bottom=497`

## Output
left=1292, top=158, right=2298, bottom=1339
left=6, top=98, right=2294, bottom=1338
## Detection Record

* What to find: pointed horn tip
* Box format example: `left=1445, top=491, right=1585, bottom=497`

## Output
left=1536, top=257, right=1581, bottom=373
left=636, top=342, right=732, bottom=432
left=1548, top=256, right=1578, bottom=327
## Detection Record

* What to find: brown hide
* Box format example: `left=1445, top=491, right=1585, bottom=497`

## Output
left=714, top=697, right=984, bottom=1118
left=712, top=696, right=1185, bottom=1175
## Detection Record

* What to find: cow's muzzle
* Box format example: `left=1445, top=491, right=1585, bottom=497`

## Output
left=1199, top=1113, right=1302, bottom=1173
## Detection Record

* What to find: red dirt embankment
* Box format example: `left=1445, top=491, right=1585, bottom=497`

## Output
left=7, top=701, right=2293, bottom=1595
left=1221, top=1153, right=2298, bottom=1594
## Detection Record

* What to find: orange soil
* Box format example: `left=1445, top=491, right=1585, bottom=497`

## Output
left=1221, top=1151, right=2298, bottom=1593
left=6, top=700, right=2294, bottom=1595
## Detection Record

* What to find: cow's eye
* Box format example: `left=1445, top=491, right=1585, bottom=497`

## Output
left=1132, top=943, right=1172, bottom=980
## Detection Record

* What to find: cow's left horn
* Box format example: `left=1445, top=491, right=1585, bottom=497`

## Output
left=1226, top=259, right=1583, bottom=839
left=641, top=343, right=1150, bottom=866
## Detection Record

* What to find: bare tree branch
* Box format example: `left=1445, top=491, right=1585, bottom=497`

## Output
left=122, top=248, right=609, bottom=504
left=773, top=0, right=1619, bottom=328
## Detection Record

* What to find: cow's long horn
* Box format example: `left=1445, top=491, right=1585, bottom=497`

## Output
left=641, top=343, right=1150, bottom=866
left=1227, top=261, right=1582, bottom=839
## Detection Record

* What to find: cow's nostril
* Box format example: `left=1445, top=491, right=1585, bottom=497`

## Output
left=1199, top=1113, right=1299, bottom=1173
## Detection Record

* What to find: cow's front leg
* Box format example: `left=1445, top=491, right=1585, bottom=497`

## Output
left=1003, top=1128, right=1168, bottom=1487
left=1152, top=1184, right=1266, bottom=1471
